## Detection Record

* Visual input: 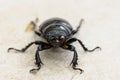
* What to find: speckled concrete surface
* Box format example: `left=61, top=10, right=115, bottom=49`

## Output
left=0, top=0, right=120, bottom=80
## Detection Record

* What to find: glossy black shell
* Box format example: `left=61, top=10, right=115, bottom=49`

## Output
left=39, top=18, right=73, bottom=40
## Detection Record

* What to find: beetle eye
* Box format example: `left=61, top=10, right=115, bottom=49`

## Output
left=60, top=36, right=65, bottom=40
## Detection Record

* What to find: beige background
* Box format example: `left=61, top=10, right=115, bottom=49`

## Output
left=0, top=0, right=120, bottom=80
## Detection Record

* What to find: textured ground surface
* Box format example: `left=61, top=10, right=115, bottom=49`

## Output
left=0, top=0, right=120, bottom=80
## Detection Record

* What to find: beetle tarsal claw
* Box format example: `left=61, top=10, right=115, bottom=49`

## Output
left=30, top=67, right=40, bottom=73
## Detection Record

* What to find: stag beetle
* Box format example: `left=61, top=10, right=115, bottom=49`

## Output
left=8, top=18, right=101, bottom=74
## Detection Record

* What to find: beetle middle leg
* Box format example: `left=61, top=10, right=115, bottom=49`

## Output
left=66, top=38, right=101, bottom=52
left=8, top=41, right=39, bottom=53
left=61, top=44, right=84, bottom=74
left=8, top=41, right=48, bottom=53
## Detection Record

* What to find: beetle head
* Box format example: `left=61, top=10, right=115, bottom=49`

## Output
left=46, top=30, right=66, bottom=47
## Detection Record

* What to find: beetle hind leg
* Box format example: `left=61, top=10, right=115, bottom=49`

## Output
left=25, top=18, right=41, bottom=36
left=72, top=19, right=84, bottom=35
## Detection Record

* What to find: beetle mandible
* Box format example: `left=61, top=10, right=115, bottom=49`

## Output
left=8, top=18, right=101, bottom=74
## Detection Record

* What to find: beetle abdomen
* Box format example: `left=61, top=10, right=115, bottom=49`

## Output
left=40, top=18, right=73, bottom=36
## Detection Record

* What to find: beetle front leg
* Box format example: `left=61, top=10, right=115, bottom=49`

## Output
left=30, top=47, right=43, bottom=73
left=30, top=42, right=52, bottom=73
left=61, top=44, right=84, bottom=74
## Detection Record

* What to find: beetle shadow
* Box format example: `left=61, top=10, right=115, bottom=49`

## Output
left=31, top=33, right=73, bottom=66
left=40, top=48, right=73, bottom=65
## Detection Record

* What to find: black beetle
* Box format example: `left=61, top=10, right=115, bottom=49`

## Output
left=8, top=18, right=101, bottom=74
